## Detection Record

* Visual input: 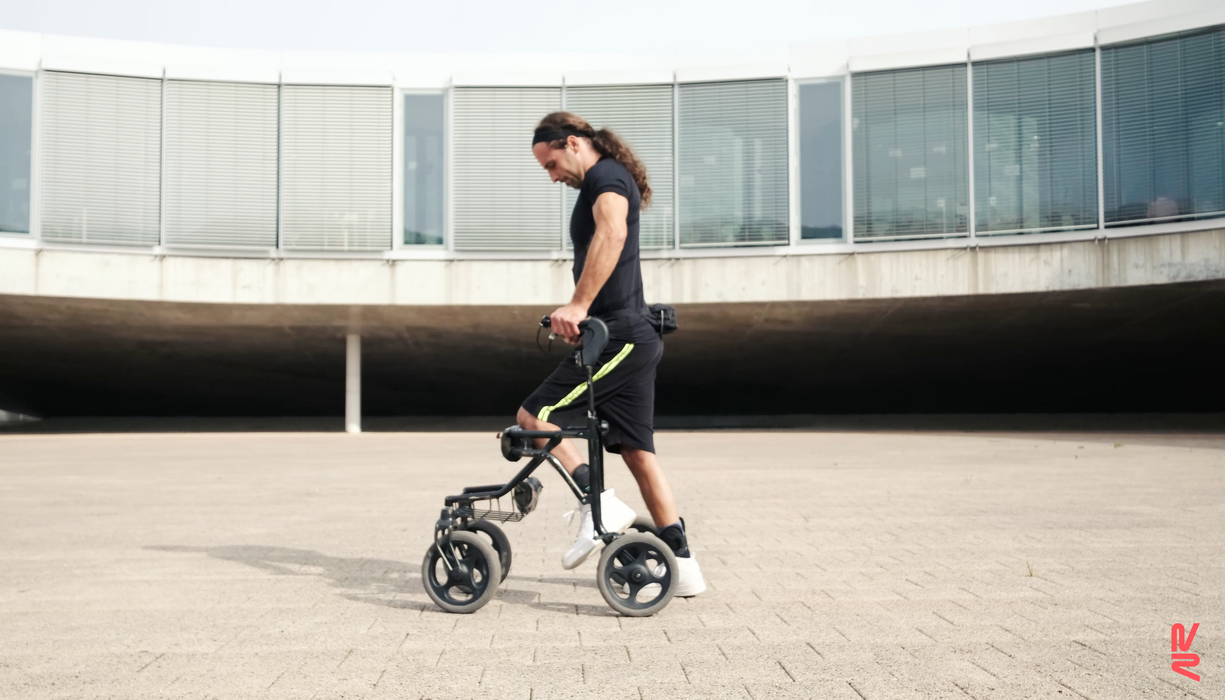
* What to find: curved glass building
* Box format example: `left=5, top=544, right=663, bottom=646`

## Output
left=1, top=0, right=1224, bottom=422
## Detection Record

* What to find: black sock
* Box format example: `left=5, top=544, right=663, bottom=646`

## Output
left=657, top=519, right=690, bottom=558
left=571, top=463, right=591, bottom=495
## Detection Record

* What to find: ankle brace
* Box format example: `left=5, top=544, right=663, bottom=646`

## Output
left=657, top=519, right=690, bottom=558
left=571, top=463, right=591, bottom=495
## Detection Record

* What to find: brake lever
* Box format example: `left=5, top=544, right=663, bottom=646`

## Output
left=536, top=315, right=557, bottom=354
left=539, top=315, right=557, bottom=341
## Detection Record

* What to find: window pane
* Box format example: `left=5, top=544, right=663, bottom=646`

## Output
left=798, top=81, right=843, bottom=240
left=974, top=50, right=1098, bottom=234
left=0, top=74, right=32, bottom=235
left=853, top=64, right=969, bottom=240
left=404, top=93, right=445, bottom=245
left=678, top=79, right=789, bottom=247
left=1102, top=25, right=1225, bottom=225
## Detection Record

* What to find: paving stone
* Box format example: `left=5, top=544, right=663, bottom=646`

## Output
left=0, top=430, right=1221, bottom=698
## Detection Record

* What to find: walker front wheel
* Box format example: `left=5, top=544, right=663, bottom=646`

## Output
left=464, top=519, right=512, bottom=582
left=596, top=532, right=677, bottom=617
left=627, top=516, right=656, bottom=534
left=422, top=530, right=501, bottom=614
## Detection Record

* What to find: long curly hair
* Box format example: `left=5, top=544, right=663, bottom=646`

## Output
left=535, top=111, right=652, bottom=209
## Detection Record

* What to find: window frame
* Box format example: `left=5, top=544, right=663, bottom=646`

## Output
left=38, top=70, right=165, bottom=247
left=970, top=48, right=1101, bottom=237
left=1100, top=24, right=1225, bottom=228
left=676, top=78, right=791, bottom=248
left=851, top=62, right=972, bottom=242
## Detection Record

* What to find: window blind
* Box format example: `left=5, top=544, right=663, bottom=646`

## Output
left=279, top=85, right=392, bottom=251
left=452, top=87, right=561, bottom=251
left=853, top=64, right=969, bottom=240
left=1102, top=24, right=1225, bottom=225
left=677, top=79, right=789, bottom=247
left=973, top=50, right=1098, bottom=234
left=40, top=71, right=162, bottom=246
left=563, top=84, right=674, bottom=250
left=163, top=80, right=278, bottom=249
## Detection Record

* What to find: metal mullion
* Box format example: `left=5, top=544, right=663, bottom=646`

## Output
left=844, top=73, right=854, bottom=245
left=275, top=80, right=282, bottom=251
left=673, top=78, right=680, bottom=251
left=391, top=88, right=403, bottom=251
left=559, top=84, right=567, bottom=251
left=787, top=77, right=799, bottom=246
left=158, top=72, right=167, bottom=249
left=967, top=58, right=976, bottom=241
left=29, top=69, right=43, bottom=243
left=1095, top=43, right=1106, bottom=231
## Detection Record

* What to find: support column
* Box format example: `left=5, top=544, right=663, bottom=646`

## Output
left=345, top=334, right=361, bottom=434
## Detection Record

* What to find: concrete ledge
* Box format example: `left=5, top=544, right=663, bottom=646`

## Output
left=2, top=228, right=1223, bottom=306
left=4, top=413, right=1224, bottom=434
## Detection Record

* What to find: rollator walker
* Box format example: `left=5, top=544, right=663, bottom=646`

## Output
left=422, top=317, right=678, bottom=616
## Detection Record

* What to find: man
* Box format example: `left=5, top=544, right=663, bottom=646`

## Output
left=517, top=112, right=705, bottom=597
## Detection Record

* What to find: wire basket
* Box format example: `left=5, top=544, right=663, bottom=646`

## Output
left=456, top=499, right=525, bottom=523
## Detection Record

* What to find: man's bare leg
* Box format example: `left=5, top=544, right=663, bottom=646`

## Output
left=516, top=406, right=583, bottom=474
left=622, top=445, right=704, bottom=595
left=619, top=446, right=678, bottom=527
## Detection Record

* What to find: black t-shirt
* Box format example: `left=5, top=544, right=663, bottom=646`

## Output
left=571, top=158, right=657, bottom=342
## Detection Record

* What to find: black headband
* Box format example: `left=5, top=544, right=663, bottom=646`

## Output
left=532, top=127, right=590, bottom=146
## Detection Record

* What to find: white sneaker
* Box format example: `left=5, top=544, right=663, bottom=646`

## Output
left=672, top=555, right=706, bottom=597
left=561, top=489, right=637, bottom=570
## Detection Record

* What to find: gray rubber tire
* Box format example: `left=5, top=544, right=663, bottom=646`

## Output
left=596, top=532, right=677, bottom=617
left=464, top=519, right=512, bottom=582
left=421, top=530, right=502, bottom=614
left=628, top=516, right=656, bottom=534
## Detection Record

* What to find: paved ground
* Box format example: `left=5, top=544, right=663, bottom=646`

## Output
left=0, top=429, right=1221, bottom=699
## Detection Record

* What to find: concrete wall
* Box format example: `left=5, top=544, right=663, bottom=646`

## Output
left=3, top=228, right=1224, bottom=306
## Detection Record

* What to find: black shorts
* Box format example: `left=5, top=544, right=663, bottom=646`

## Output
left=522, top=338, right=662, bottom=454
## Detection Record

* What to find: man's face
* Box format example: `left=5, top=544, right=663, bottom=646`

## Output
left=532, top=138, right=584, bottom=189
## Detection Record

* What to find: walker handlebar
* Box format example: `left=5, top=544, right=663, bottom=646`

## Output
left=538, top=315, right=609, bottom=367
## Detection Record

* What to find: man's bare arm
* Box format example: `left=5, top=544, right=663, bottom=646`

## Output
left=549, top=192, right=629, bottom=342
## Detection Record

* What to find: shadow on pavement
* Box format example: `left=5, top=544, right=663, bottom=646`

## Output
left=147, top=544, right=431, bottom=611
left=147, top=544, right=615, bottom=616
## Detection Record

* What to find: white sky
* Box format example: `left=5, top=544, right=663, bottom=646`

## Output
left=1, top=0, right=1141, bottom=54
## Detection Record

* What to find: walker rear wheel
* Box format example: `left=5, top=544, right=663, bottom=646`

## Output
left=596, top=532, right=677, bottom=617
left=422, top=530, right=501, bottom=614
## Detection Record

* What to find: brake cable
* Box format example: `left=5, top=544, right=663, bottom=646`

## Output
left=535, top=325, right=556, bottom=355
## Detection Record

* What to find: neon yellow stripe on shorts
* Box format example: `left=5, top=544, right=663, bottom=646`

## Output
left=537, top=343, right=635, bottom=423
